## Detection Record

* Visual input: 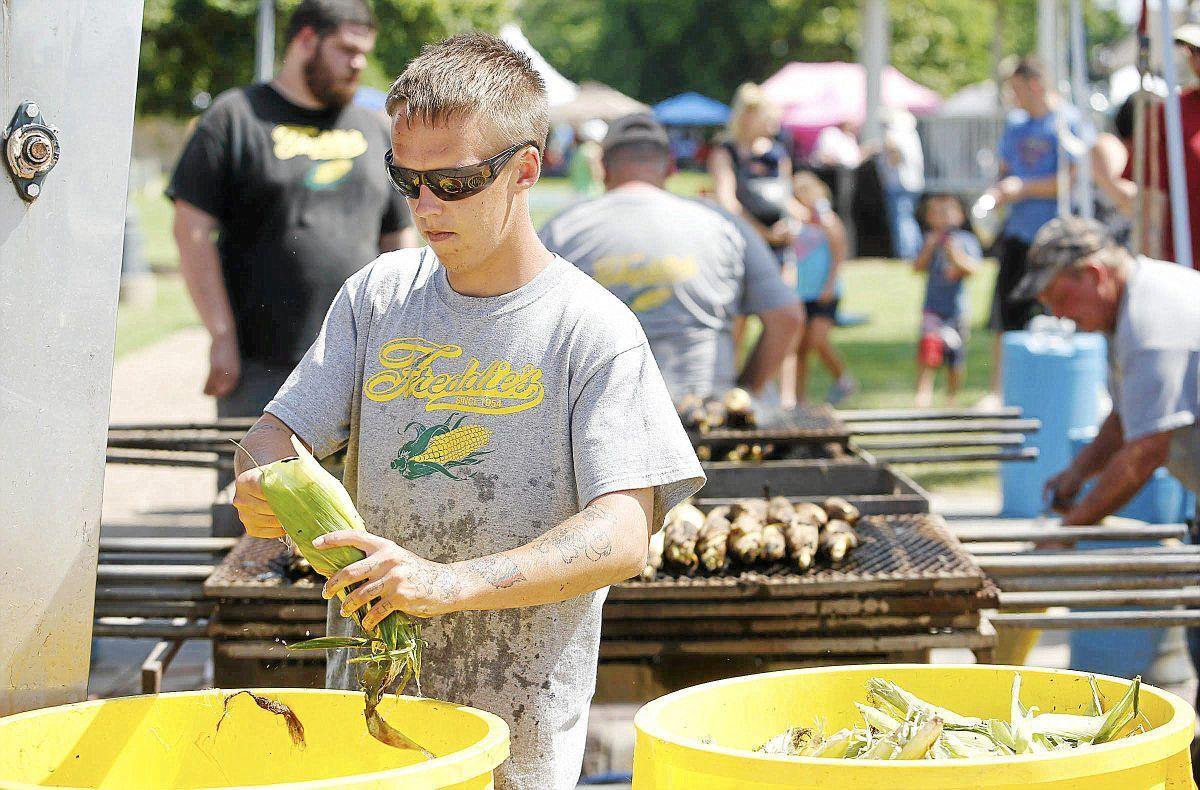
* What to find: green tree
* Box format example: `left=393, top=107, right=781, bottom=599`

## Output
left=138, top=0, right=511, bottom=117
left=517, top=0, right=1128, bottom=104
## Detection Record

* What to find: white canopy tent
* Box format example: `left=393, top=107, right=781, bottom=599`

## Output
left=499, top=23, right=579, bottom=108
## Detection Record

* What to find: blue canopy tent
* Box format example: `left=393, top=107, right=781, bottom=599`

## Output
left=652, top=91, right=730, bottom=126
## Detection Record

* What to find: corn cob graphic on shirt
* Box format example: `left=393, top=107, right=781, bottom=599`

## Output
left=390, top=413, right=492, bottom=479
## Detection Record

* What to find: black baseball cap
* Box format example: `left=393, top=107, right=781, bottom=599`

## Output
left=602, top=113, right=670, bottom=154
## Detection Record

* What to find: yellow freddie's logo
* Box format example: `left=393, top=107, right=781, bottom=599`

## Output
left=272, top=125, right=368, bottom=161
left=592, top=253, right=698, bottom=314
left=363, top=337, right=545, bottom=415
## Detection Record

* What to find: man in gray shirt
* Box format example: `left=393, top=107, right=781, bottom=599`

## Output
left=1029, top=218, right=1200, bottom=520
left=540, top=113, right=804, bottom=403
left=230, top=34, right=704, bottom=790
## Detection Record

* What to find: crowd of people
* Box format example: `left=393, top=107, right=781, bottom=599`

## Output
left=161, top=0, right=1200, bottom=785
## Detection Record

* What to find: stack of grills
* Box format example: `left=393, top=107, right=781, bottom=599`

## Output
left=101, top=405, right=1041, bottom=689
left=204, top=538, right=328, bottom=688
left=598, top=404, right=1000, bottom=678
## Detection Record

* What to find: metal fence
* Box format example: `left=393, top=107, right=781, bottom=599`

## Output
left=918, top=115, right=1006, bottom=196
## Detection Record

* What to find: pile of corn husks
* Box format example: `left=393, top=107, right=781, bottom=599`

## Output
left=756, top=674, right=1143, bottom=760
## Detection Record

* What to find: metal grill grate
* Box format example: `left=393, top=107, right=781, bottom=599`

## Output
left=205, top=537, right=322, bottom=601
left=615, top=513, right=987, bottom=600
left=688, top=403, right=850, bottom=446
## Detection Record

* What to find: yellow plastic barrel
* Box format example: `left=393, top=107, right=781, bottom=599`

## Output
left=633, top=664, right=1196, bottom=789
left=0, top=689, right=508, bottom=789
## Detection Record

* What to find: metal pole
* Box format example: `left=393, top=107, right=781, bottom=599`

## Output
left=1057, top=0, right=1074, bottom=218
left=861, top=0, right=889, bottom=145
left=1070, top=0, right=1094, bottom=219
left=1038, top=0, right=1058, bottom=89
left=1158, top=0, right=1193, bottom=266
left=256, top=0, right=276, bottom=82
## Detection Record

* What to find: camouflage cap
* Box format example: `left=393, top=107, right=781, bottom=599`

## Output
left=1011, top=216, right=1115, bottom=301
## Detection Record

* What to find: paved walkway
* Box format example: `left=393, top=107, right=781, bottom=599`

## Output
left=91, top=327, right=215, bottom=699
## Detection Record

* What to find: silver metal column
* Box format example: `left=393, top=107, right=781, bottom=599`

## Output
left=861, top=0, right=889, bottom=145
left=0, top=0, right=145, bottom=715
left=256, top=0, right=277, bottom=83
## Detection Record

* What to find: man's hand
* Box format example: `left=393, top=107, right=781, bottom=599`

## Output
left=765, top=219, right=794, bottom=247
left=1043, top=467, right=1083, bottom=514
left=319, top=531, right=464, bottom=627
left=818, top=285, right=837, bottom=304
left=991, top=176, right=1024, bottom=206
left=233, top=467, right=284, bottom=538
left=205, top=334, right=241, bottom=398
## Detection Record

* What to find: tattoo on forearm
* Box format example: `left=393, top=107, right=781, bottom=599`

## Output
left=466, top=555, right=527, bottom=589
left=535, top=503, right=616, bottom=565
left=410, top=563, right=462, bottom=602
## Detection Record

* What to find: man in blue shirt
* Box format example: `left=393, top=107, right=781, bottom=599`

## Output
left=985, top=55, right=1087, bottom=398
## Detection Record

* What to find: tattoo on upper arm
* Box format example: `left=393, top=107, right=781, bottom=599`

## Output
left=245, top=420, right=292, bottom=444
left=466, top=555, right=527, bottom=589
left=535, top=503, right=616, bottom=565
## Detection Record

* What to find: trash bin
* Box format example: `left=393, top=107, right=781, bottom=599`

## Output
left=1000, top=327, right=1108, bottom=518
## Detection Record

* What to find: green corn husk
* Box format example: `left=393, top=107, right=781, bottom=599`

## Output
left=867, top=678, right=985, bottom=729
left=757, top=673, right=1144, bottom=763
left=256, top=435, right=426, bottom=755
left=811, top=728, right=855, bottom=758
left=856, top=702, right=901, bottom=733
left=896, top=716, right=943, bottom=760
left=1092, top=676, right=1140, bottom=744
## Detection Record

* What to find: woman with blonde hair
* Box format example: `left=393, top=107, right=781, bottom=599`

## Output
left=709, top=82, right=795, bottom=262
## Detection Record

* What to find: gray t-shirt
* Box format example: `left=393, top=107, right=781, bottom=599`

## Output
left=1108, top=256, right=1200, bottom=493
left=266, top=248, right=704, bottom=790
left=539, top=186, right=797, bottom=400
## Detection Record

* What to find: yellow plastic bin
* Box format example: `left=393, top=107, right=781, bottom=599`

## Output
left=633, top=664, right=1196, bottom=789
left=0, top=689, right=508, bottom=789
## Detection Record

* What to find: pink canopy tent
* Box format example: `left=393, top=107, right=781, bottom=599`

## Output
left=761, top=61, right=941, bottom=154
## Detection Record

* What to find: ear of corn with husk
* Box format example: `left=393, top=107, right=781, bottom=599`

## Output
left=820, top=519, right=858, bottom=564
left=761, top=523, right=787, bottom=562
left=757, top=674, right=1144, bottom=760
left=697, top=511, right=733, bottom=571
left=663, top=502, right=705, bottom=571
left=783, top=518, right=820, bottom=570
left=256, top=435, right=428, bottom=756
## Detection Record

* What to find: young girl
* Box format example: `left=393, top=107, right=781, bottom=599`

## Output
left=790, top=172, right=856, bottom=405
left=913, top=193, right=982, bottom=407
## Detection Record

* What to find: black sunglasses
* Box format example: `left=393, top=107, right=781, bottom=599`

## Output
left=384, top=140, right=538, bottom=201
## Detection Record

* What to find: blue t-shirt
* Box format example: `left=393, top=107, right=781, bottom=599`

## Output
left=998, top=106, right=1088, bottom=243
left=794, top=222, right=841, bottom=301
left=923, top=229, right=981, bottom=320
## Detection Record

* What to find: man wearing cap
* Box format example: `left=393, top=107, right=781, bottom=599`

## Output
left=539, top=113, right=804, bottom=404
left=1028, top=217, right=1200, bottom=525
left=1137, top=23, right=1200, bottom=269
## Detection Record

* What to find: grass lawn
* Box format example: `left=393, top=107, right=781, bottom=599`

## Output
left=114, top=275, right=198, bottom=360
left=123, top=173, right=999, bottom=495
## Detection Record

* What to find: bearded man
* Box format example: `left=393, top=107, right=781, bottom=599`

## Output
left=169, top=0, right=415, bottom=496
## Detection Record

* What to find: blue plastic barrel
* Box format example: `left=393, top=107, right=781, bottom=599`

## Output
left=1065, top=430, right=1193, bottom=678
left=1000, top=331, right=1108, bottom=517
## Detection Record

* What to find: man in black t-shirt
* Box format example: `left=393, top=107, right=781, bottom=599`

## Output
left=168, top=0, right=412, bottom=458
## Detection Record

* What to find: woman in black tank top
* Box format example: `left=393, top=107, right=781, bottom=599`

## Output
left=709, top=82, right=796, bottom=255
